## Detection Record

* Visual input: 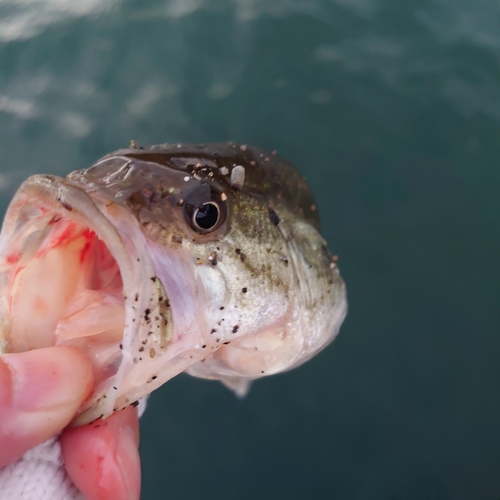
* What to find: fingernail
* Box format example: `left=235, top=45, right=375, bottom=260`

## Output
left=3, top=347, right=92, bottom=412
left=117, top=426, right=141, bottom=500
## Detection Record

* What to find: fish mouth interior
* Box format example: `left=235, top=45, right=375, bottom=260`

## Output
left=1, top=176, right=179, bottom=423
left=8, top=212, right=126, bottom=392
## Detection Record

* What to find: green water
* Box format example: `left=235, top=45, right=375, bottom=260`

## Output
left=1, top=1, right=499, bottom=498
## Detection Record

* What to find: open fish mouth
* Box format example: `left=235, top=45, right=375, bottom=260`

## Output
left=0, top=174, right=174, bottom=425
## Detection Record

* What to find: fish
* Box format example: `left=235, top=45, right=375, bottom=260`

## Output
left=0, top=142, right=347, bottom=425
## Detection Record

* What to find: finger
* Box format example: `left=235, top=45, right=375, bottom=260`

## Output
left=61, top=406, right=141, bottom=500
left=0, top=346, right=93, bottom=467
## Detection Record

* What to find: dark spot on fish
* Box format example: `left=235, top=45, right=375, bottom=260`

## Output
left=171, top=233, right=183, bottom=244
left=61, top=200, right=73, bottom=211
left=223, top=341, right=231, bottom=345
left=210, top=329, right=216, bottom=334
left=261, top=371, right=265, bottom=374
left=239, top=252, right=247, bottom=262
left=232, top=325, right=239, bottom=333
left=151, top=276, right=157, bottom=283
left=235, top=248, right=241, bottom=254
left=135, top=294, right=139, bottom=301
left=216, top=338, right=220, bottom=342
left=268, top=206, right=280, bottom=225
left=220, top=306, right=225, bottom=310
left=209, top=251, right=218, bottom=265
left=128, top=191, right=148, bottom=210
left=202, top=345, right=207, bottom=349
left=279, top=254, right=289, bottom=265
left=139, top=346, right=145, bottom=352
left=152, top=375, right=157, bottom=380
left=49, top=214, right=62, bottom=224
left=119, top=344, right=123, bottom=349
left=242, top=287, right=247, bottom=293
left=113, top=386, right=117, bottom=390
left=132, top=401, right=140, bottom=408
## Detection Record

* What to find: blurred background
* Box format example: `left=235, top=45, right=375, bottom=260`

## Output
left=0, top=0, right=499, bottom=498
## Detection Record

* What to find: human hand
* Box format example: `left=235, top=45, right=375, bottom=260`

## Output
left=0, top=346, right=141, bottom=500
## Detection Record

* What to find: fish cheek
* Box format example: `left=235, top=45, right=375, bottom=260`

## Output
left=196, top=265, right=229, bottom=311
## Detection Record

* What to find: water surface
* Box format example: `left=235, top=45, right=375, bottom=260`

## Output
left=0, top=1, right=499, bottom=498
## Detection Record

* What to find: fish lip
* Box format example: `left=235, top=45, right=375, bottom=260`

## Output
left=0, top=174, right=173, bottom=424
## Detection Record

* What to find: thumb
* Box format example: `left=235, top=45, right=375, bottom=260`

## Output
left=0, top=346, right=93, bottom=467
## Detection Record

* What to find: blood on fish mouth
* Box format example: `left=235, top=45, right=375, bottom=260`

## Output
left=8, top=210, right=126, bottom=392
left=37, top=222, right=120, bottom=367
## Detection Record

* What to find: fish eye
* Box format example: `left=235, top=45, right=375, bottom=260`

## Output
left=193, top=202, right=220, bottom=231
left=183, top=186, right=228, bottom=235
left=184, top=199, right=225, bottom=234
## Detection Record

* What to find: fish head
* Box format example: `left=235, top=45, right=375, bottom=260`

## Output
left=0, top=143, right=347, bottom=424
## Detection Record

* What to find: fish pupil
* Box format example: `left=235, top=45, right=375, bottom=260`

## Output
left=194, top=202, right=219, bottom=230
